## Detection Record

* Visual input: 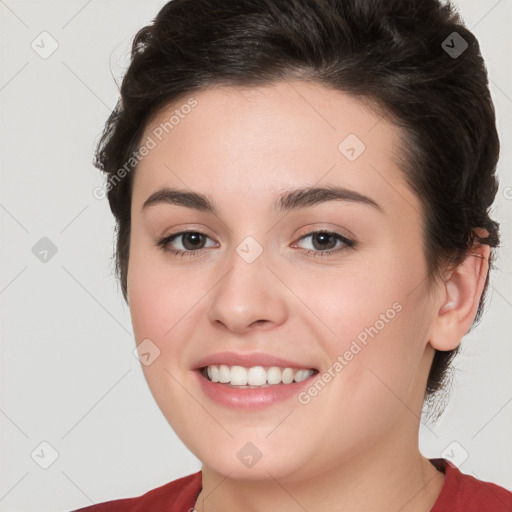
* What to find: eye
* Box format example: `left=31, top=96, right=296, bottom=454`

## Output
left=293, top=230, right=355, bottom=258
left=156, top=230, right=216, bottom=257
left=155, top=229, right=355, bottom=259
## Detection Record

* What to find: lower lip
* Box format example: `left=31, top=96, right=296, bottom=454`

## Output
left=194, top=369, right=318, bottom=410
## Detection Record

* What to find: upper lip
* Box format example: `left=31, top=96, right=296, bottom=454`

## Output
left=193, top=351, right=318, bottom=370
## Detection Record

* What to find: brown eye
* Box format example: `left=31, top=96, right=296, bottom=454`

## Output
left=156, top=230, right=216, bottom=257
left=295, top=230, right=355, bottom=257
left=178, top=232, right=207, bottom=250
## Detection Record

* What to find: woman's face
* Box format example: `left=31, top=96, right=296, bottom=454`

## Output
left=127, top=80, right=440, bottom=481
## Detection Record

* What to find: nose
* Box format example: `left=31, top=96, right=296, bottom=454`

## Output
left=207, top=247, right=288, bottom=334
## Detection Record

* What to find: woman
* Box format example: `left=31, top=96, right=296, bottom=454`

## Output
left=74, top=0, right=511, bottom=510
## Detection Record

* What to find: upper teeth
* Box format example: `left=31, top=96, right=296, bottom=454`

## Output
left=205, top=365, right=315, bottom=386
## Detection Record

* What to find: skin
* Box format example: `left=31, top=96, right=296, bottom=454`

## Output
left=126, top=80, right=490, bottom=511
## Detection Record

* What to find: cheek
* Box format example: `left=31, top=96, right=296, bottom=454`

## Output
left=294, top=250, right=430, bottom=405
left=127, top=249, right=199, bottom=434
left=127, top=239, right=199, bottom=344
left=129, top=282, right=176, bottom=336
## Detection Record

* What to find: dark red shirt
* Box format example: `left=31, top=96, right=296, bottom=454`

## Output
left=73, top=458, right=512, bottom=511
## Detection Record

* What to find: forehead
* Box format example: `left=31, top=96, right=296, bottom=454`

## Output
left=133, top=80, right=420, bottom=218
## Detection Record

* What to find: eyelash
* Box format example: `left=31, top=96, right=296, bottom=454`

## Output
left=156, top=229, right=355, bottom=259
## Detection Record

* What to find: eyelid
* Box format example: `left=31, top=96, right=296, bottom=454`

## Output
left=293, top=223, right=356, bottom=241
left=157, top=229, right=217, bottom=252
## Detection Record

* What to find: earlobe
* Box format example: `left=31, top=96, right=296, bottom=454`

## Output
left=429, top=241, right=490, bottom=352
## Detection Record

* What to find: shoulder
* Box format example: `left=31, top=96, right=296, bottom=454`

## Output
left=71, top=470, right=202, bottom=512
left=430, top=458, right=512, bottom=512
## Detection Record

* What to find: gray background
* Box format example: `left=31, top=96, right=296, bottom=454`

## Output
left=0, top=1, right=511, bottom=511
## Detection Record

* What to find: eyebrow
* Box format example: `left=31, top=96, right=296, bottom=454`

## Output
left=141, top=185, right=383, bottom=214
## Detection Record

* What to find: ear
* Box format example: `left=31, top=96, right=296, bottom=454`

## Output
left=429, top=236, right=491, bottom=351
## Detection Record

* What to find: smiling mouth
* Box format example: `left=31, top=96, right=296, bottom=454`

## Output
left=199, top=364, right=319, bottom=388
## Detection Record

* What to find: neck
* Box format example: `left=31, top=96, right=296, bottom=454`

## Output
left=194, top=348, right=443, bottom=511
left=194, top=434, right=445, bottom=512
